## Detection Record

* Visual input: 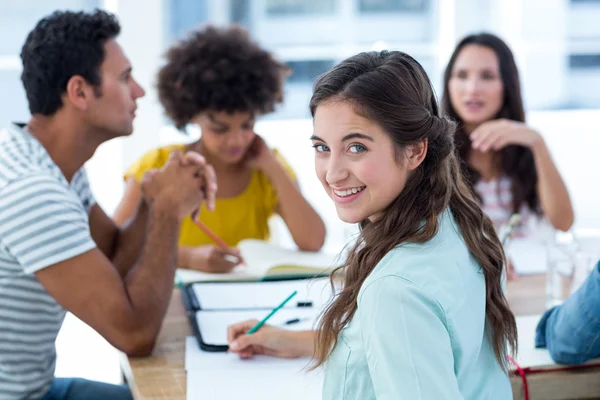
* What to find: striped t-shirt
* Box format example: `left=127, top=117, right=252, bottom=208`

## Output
left=0, top=123, right=97, bottom=399
left=475, top=176, right=535, bottom=238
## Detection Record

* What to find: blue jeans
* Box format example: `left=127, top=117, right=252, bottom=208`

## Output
left=535, top=261, right=600, bottom=365
left=41, top=378, right=132, bottom=400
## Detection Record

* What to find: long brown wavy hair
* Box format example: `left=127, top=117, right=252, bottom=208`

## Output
left=442, top=33, right=540, bottom=215
left=310, top=51, right=517, bottom=370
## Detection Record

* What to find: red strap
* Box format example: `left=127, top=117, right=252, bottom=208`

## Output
left=508, top=356, right=600, bottom=400
left=508, top=355, right=529, bottom=400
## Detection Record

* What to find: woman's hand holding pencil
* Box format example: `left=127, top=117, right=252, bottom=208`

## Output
left=228, top=291, right=316, bottom=359
left=189, top=210, right=246, bottom=269
left=179, top=244, right=243, bottom=273
left=228, top=318, right=315, bottom=359
left=228, top=320, right=295, bottom=359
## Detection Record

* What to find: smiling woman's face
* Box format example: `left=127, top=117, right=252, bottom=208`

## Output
left=311, top=101, right=412, bottom=223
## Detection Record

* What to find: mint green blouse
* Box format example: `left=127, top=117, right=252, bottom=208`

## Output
left=322, top=210, right=512, bottom=399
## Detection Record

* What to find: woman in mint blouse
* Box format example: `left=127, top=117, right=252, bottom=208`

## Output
left=228, top=51, right=517, bottom=399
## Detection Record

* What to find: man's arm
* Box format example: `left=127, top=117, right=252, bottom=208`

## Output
left=113, top=177, right=143, bottom=226
left=536, top=262, right=600, bottom=365
left=32, top=151, right=215, bottom=356
left=37, top=200, right=179, bottom=356
left=89, top=200, right=149, bottom=278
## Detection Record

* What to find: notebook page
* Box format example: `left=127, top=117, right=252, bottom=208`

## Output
left=175, top=267, right=258, bottom=284
left=514, top=315, right=555, bottom=368
left=185, top=336, right=313, bottom=371
left=191, top=277, right=333, bottom=310
left=506, top=238, right=548, bottom=275
left=196, top=307, right=317, bottom=348
left=175, top=241, right=340, bottom=284
left=185, top=335, right=323, bottom=399
left=239, top=239, right=340, bottom=275
left=186, top=367, right=323, bottom=400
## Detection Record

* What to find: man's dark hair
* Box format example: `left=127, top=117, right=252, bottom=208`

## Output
left=158, top=24, right=288, bottom=130
left=20, top=9, right=121, bottom=115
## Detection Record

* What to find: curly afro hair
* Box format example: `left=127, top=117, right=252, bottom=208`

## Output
left=157, top=25, right=289, bottom=130
left=20, top=10, right=120, bottom=116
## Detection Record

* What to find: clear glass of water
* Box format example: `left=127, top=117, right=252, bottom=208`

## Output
left=545, top=230, right=600, bottom=308
left=546, top=244, right=574, bottom=308
left=569, top=251, right=597, bottom=295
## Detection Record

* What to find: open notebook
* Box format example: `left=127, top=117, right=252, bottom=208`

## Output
left=176, top=239, right=342, bottom=283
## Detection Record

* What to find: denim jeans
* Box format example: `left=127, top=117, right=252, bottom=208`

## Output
left=535, top=261, right=600, bottom=365
left=41, top=378, right=133, bottom=400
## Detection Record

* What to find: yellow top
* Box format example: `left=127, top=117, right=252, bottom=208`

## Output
left=125, top=144, right=296, bottom=247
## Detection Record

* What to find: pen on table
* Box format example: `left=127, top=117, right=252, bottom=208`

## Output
left=283, top=317, right=310, bottom=326
left=191, top=210, right=245, bottom=266
left=246, top=290, right=297, bottom=335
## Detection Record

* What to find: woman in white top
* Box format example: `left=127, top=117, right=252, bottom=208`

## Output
left=443, top=33, right=574, bottom=277
left=443, top=33, right=573, bottom=236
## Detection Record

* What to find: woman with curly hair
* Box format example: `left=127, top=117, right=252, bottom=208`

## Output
left=114, top=25, right=325, bottom=273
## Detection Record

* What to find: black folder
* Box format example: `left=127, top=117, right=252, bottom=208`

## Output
left=180, top=277, right=330, bottom=352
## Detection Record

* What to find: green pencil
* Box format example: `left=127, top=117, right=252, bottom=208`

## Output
left=246, top=290, right=298, bottom=335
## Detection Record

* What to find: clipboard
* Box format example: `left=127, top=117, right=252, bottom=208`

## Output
left=180, top=283, right=226, bottom=352
left=180, top=277, right=334, bottom=352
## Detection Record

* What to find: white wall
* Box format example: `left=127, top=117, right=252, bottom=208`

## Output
left=527, top=109, right=600, bottom=230
left=116, top=0, right=166, bottom=170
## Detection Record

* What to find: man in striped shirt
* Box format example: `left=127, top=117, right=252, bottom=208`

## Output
left=0, top=10, right=217, bottom=400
